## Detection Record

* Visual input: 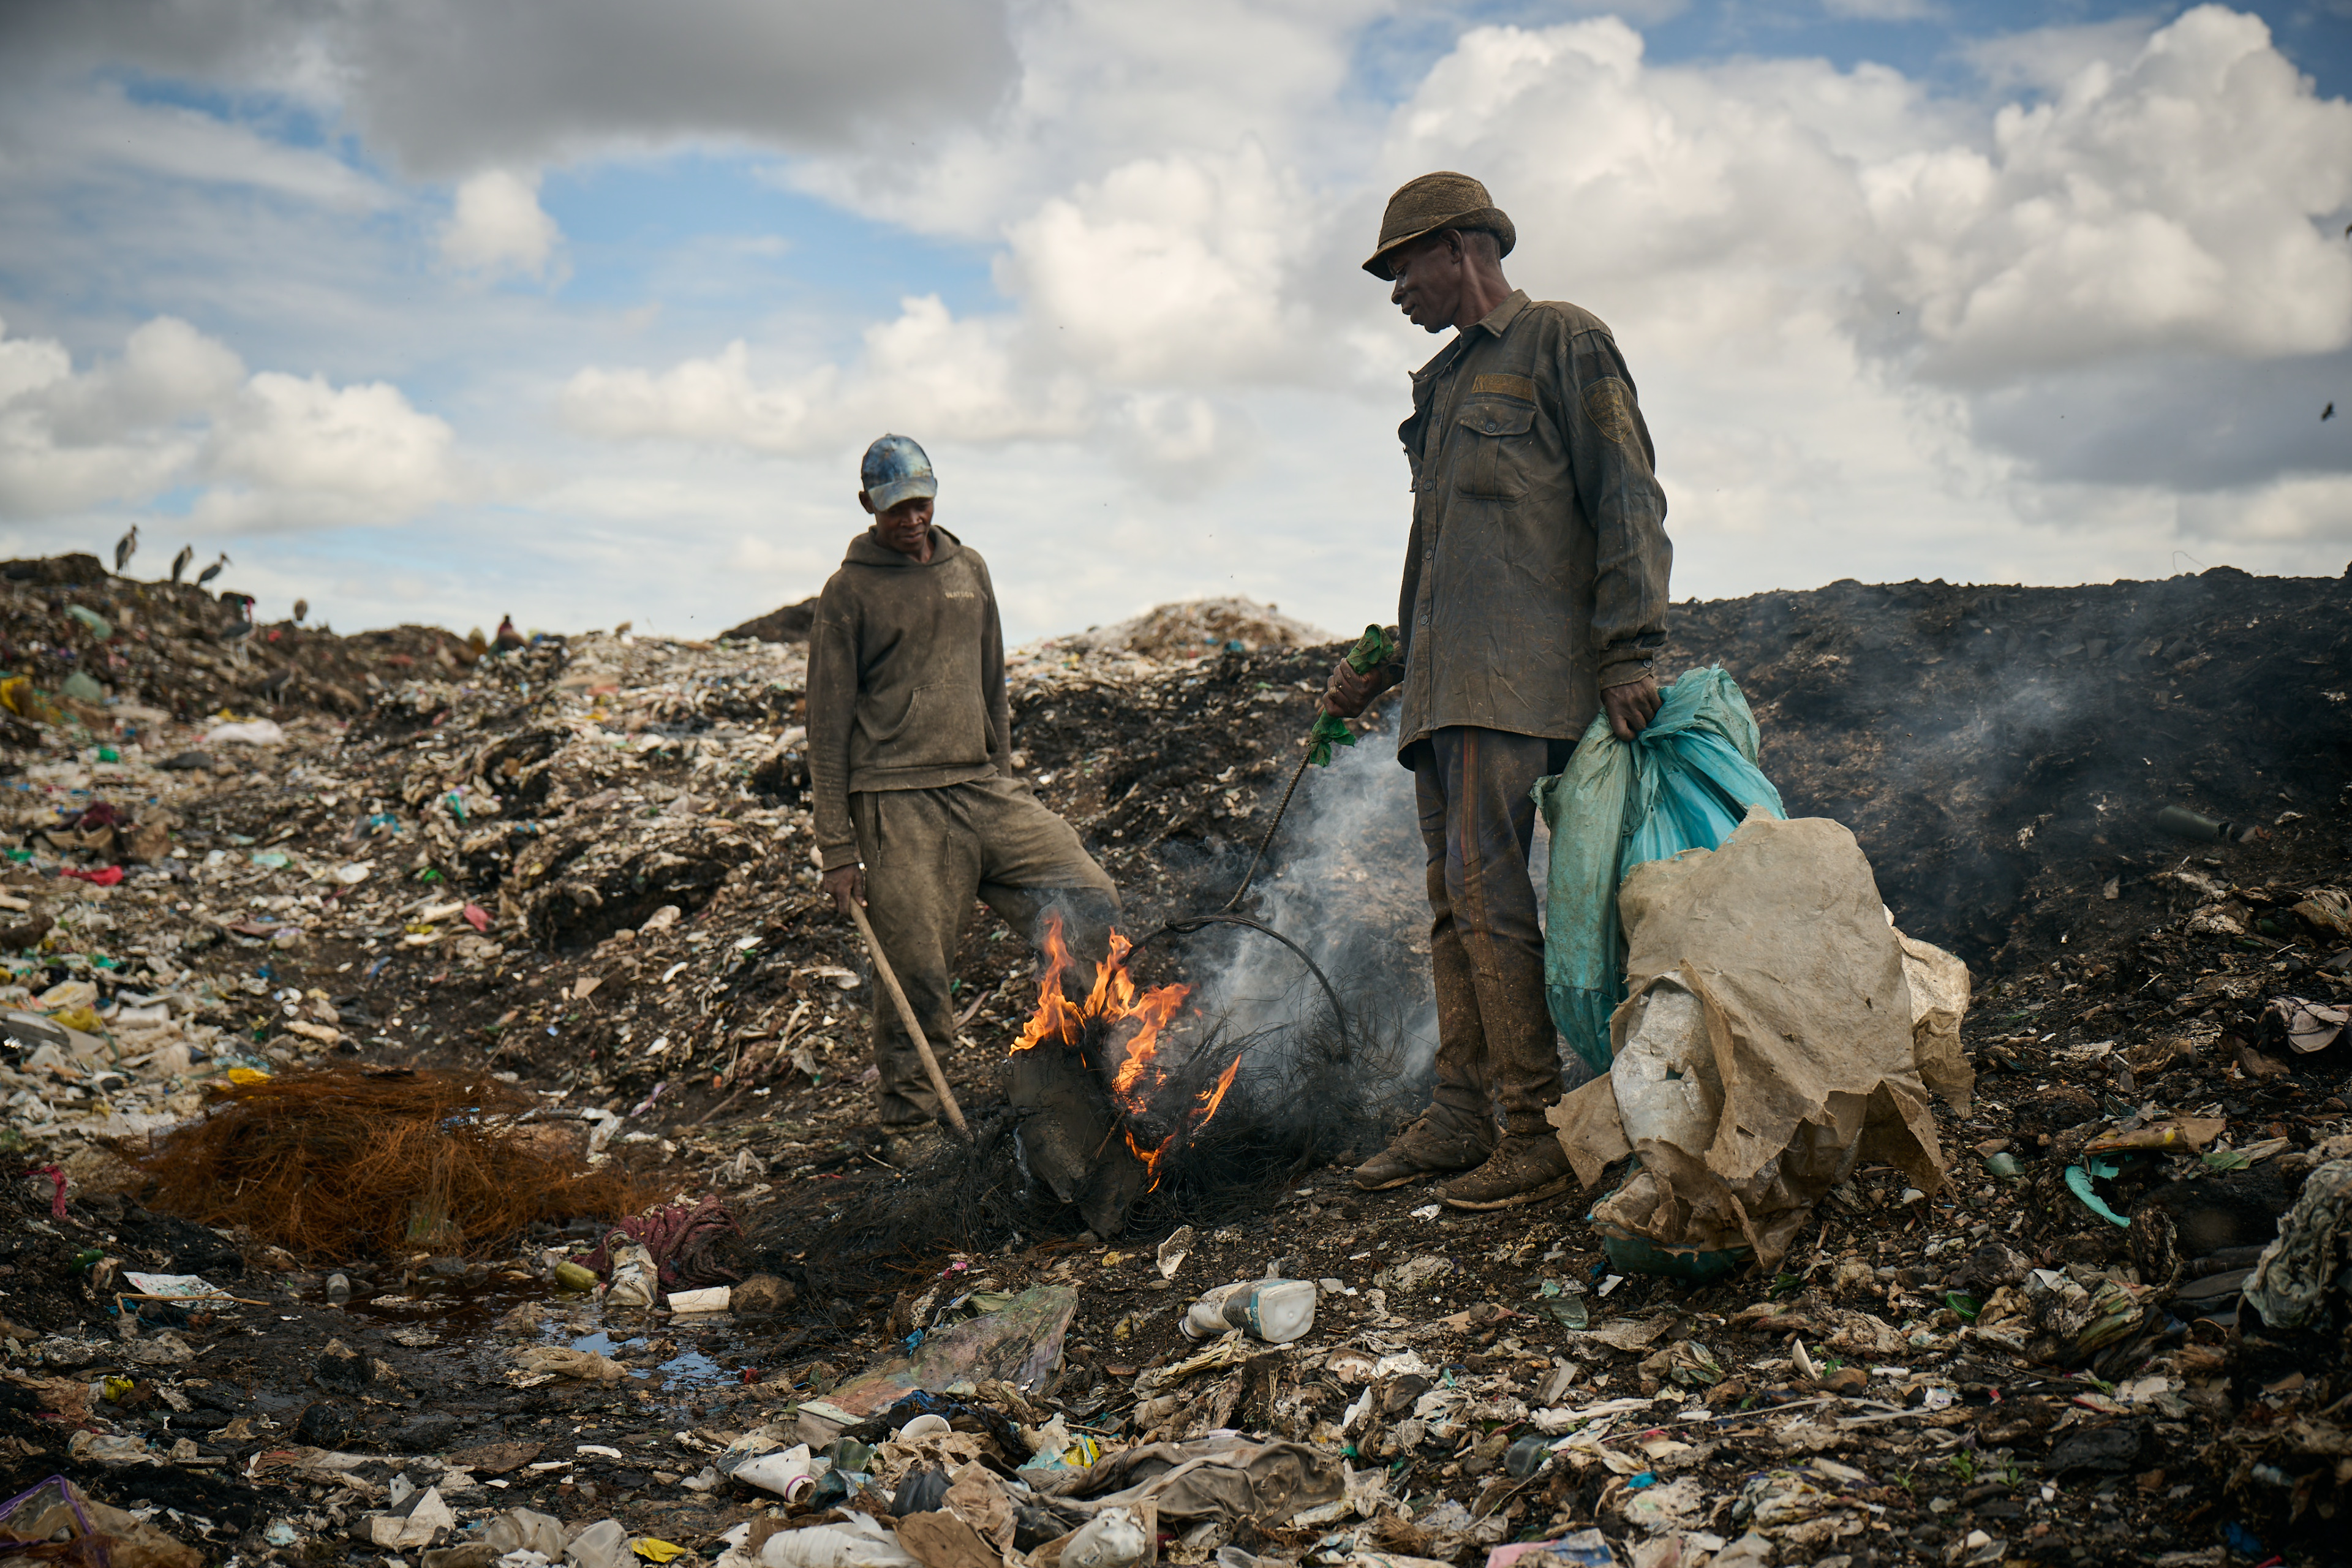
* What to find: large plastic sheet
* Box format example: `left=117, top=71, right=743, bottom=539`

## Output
left=1532, top=666, right=1785, bottom=1075
left=1545, top=813, right=1950, bottom=1269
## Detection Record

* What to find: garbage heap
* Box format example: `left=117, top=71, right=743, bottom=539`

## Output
left=0, top=559, right=2348, bottom=1568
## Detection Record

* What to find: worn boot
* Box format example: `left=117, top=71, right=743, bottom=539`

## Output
left=1352, top=1110, right=1494, bottom=1191
left=1439, top=1131, right=1575, bottom=1210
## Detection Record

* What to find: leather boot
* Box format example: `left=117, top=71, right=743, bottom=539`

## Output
left=1352, top=1110, right=1495, bottom=1191
left=1439, top=1131, right=1575, bottom=1210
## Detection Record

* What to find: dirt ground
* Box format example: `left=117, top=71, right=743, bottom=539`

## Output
left=2, top=560, right=2348, bottom=1568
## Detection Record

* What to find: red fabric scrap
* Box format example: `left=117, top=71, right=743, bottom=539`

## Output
left=61, top=867, right=123, bottom=886
left=579, top=1194, right=742, bottom=1290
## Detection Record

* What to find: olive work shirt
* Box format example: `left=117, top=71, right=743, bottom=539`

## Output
left=807, top=526, right=1012, bottom=871
left=1382, top=289, right=1672, bottom=760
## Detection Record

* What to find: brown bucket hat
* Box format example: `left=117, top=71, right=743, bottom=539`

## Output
left=1363, top=172, right=1517, bottom=277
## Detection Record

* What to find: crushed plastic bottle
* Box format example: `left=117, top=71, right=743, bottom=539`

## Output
left=1180, top=1279, right=1316, bottom=1344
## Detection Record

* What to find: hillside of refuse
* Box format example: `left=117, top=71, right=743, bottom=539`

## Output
left=3, top=557, right=2350, bottom=1568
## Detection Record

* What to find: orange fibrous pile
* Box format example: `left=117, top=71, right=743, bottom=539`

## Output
left=139, top=1066, right=669, bottom=1261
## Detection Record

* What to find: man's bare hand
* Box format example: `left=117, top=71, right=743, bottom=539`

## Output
left=820, top=862, right=867, bottom=916
left=1600, top=673, right=1662, bottom=742
left=1324, top=658, right=1381, bottom=718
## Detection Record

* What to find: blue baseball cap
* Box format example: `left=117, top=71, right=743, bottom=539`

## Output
left=861, top=433, right=938, bottom=513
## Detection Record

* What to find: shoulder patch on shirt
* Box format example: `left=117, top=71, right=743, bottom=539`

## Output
left=1471, top=372, right=1537, bottom=403
left=1581, top=377, right=1637, bottom=446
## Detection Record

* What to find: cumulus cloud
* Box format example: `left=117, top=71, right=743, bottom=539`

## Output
left=0, top=0, right=1019, bottom=176
left=195, top=372, right=459, bottom=529
left=560, top=295, right=1089, bottom=456
left=1868, top=6, right=2352, bottom=375
left=440, top=169, right=560, bottom=278
left=0, top=315, right=458, bottom=531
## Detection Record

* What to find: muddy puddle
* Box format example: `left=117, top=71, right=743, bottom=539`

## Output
left=334, top=1279, right=735, bottom=1396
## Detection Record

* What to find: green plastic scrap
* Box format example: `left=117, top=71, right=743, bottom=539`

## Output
left=2064, top=1164, right=2132, bottom=1227
left=1305, top=625, right=1396, bottom=767
left=63, top=605, right=112, bottom=639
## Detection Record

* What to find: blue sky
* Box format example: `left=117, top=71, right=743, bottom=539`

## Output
left=1, top=0, right=2346, bottom=641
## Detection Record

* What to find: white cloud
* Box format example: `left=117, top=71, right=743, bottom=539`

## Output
left=439, top=169, right=561, bottom=278
left=1869, top=6, right=2352, bottom=375
left=0, top=80, right=390, bottom=210
left=196, top=371, right=458, bottom=529
left=1000, top=143, right=1315, bottom=385
left=1823, top=0, right=1939, bottom=20
left=0, top=315, right=458, bottom=532
left=560, top=295, right=1089, bottom=456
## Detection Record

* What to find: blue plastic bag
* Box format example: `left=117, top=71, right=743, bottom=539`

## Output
left=1532, top=667, right=1785, bottom=1074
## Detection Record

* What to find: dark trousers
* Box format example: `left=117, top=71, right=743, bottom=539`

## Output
left=1413, top=726, right=1574, bottom=1138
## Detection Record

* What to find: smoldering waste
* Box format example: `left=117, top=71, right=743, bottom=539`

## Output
left=1, top=556, right=2349, bottom=1568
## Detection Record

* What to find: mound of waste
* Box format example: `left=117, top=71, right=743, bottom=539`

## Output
left=0, top=561, right=2346, bottom=1568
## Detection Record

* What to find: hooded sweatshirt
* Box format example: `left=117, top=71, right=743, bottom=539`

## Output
left=807, top=526, right=1009, bottom=869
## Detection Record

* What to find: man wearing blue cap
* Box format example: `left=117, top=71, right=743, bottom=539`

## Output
left=808, top=434, right=1120, bottom=1128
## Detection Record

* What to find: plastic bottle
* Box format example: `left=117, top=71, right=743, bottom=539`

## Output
left=1182, top=1283, right=1247, bottom=1340
left=1183, top=1280, right=1317, bottom=1344
left=2156, top=805, right=2241, bottom=843
left=1503, top=1436, right=1550, bottom=1479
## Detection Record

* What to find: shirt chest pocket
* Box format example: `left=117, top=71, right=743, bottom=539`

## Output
left=1453, top=399, right=1536, bottom=500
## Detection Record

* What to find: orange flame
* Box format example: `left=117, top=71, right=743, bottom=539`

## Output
left=1009, top=913, right=1240, bottom=1188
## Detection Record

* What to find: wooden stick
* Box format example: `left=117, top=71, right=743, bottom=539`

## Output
left=846, top=900, right=969, bottom=1137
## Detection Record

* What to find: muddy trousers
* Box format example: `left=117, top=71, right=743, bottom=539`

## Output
left=853, top=775, right=1119, bottom=1126
left=1414, top=726, right=1575, bottom=1140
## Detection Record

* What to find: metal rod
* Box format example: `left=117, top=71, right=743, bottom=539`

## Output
left=1221, top=747, right=1314, bottom=911
left=1132, top=911, right=1352, bottom=1062
left=846, top=899, right=970, bottom=1137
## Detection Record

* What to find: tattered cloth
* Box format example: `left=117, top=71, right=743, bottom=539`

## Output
left=1040, top=1435, right=1344, bottom=1523
left=581, top=1195, right=742, bottom=1289
left=2244, top=1158, right=2352, bottom=1330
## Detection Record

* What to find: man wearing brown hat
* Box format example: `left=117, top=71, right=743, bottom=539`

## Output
left=1324, top=172, right=1672, bottom=1209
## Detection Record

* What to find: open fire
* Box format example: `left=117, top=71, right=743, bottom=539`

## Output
left=1007, top=913, right=1243, bottom=1234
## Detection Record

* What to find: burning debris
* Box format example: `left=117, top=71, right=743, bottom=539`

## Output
left=1007, top=916, right=1242, bottom=1238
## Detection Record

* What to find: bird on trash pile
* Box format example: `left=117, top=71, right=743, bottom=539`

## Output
left=493, top=614, right=526, bottom=653
left=196, top=552, right=229, bottom=589
left=292, top=598, right=309, bottom=625
left=170, top=545, right=194, bottom=583
left=113, top=527, right=138, bottom=574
